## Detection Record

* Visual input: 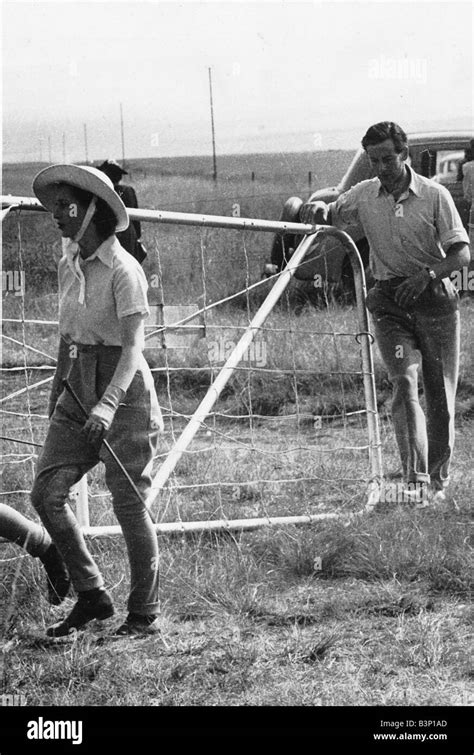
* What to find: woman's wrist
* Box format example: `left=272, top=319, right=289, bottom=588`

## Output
left=101, top=384, right=126, bottom=407
left=90, top=384, right=126, bottom=430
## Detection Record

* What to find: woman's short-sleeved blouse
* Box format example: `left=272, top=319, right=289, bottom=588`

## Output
left=58, top=236, right=149, bottom=345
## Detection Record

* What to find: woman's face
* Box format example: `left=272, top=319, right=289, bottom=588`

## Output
left=52, top=184, right=89, bottom=238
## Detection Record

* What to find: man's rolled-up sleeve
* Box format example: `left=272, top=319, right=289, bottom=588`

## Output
left=434, top=185, right=470, bottom=252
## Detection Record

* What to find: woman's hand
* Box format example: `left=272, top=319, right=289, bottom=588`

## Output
left=82, top=415, right=107, bottom=445
left=83, top=384, right=125, bottom=444
left=82, top=313, right=145, bottom=444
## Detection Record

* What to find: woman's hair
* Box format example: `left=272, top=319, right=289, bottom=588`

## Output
left=361, top=122, right=408, bottom=153
left=66, top=184, right=118, bottom=241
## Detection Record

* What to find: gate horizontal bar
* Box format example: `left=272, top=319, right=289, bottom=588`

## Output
left=76, top=510, right=357, bottom=538
left=1, top=195, right=317, bottom=234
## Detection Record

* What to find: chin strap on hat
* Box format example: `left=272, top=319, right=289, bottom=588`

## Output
left=66, top=196, right=98, bottom=305
left=73, top=196, right=97, bottom=245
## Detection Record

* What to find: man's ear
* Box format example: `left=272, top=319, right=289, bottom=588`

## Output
left=401, top=145, right=409, bottom=161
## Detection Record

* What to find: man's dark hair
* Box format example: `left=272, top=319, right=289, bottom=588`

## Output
left=68, top=185, right=118, bottom=241
left=361, top=121, right=408, bottom=153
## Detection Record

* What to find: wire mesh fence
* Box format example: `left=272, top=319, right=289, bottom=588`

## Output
left=1, top=201, right=383, bottom=537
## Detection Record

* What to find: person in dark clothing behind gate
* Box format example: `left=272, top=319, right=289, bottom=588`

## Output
left=97, top=159, right=147, bottom=264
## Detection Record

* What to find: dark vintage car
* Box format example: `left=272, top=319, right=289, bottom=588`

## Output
left=266, top=131, right=473, bottom=303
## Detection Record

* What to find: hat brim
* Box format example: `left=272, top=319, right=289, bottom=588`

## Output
left=33, top=164, right=129, bottom=232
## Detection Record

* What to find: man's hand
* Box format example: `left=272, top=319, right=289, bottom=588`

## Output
left=394, top=270, right=431, bottom=308
left=300, top=200, right=329, bottom=225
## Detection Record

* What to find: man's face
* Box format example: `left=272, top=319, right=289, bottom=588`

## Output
left=366, top=138, right=408, bottom=190
left=53, top=184, right=88, bottom=238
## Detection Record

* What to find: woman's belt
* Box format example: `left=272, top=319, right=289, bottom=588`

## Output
left=71, top=342, right=122, bottom=357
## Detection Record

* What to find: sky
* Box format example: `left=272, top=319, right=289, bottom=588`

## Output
left=2, top=0, right=473, bottom=162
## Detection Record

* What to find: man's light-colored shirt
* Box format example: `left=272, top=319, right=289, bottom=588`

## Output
left=58, top=235, right=149, bottom=345
left=328, top=165, right=469, bottom=280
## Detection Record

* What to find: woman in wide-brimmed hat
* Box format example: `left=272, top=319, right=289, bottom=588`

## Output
left=31, top=164, right=163, bottom=637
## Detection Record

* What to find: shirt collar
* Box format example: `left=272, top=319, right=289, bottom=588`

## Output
left=62, top=235, right=118, bottom=305
left=63, top=235, right=118, bottom=268
left=82, top=236, right=117, bottom=268
left=377, top=164, right=422, bottom=198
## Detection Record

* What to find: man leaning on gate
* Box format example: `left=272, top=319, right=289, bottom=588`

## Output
left=300, top=121, right=470, bottom=506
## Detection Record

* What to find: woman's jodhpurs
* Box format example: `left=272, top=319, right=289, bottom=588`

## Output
left=31, top=343, right=161, bottom=616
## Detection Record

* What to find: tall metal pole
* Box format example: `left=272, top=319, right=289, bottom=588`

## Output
left=83, top=123, right=89, bottom=164
left=48, top=136, right=52, bottom=163
left=208, top=67, right=217, bottom=181
left=62, top=133, right=66, bottom=162
left=120, top=102, right=126, bottom=169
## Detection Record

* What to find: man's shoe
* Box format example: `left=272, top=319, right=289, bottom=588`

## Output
left=39, top=544, right=70, bottom=605
left=46, top=588, right=114, bottom=637
left=426, top=487, right=448, bottom=507
left=428, top=481, right=448, bottom=503
left=112, top=613, right=161, bottom=637
left=373, top=482, right=430, bottom=512
left=402, top=483, right=430, bottom=507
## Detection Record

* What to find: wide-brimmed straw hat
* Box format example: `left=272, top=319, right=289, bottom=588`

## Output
left=33, top=164, right=129, bottom=231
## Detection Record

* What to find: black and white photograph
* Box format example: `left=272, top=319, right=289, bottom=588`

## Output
left=1, top=0, right=472, bottom=747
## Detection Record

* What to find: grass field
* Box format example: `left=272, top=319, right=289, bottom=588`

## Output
left=1, top=152, right=473, bottom=710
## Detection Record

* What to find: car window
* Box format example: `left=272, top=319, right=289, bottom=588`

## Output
left=410, top=143, right=470, bottom=180
left=433, top=150, right=465, bottom=185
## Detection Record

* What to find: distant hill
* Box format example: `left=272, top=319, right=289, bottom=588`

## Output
left=124, top=150, right=353, bottom=180
left=2, top=149, right=355, bottom=197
